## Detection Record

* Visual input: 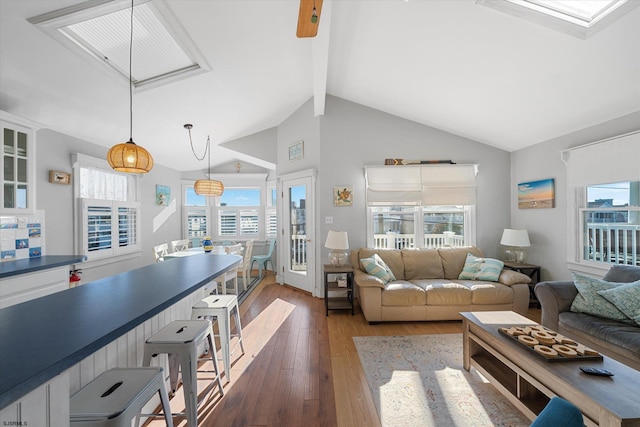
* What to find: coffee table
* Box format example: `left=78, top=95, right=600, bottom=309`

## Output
left=461, top=311, right=640, bottom=427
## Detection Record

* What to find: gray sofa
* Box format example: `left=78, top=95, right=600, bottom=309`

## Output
left=534, top=265, right=640, bottom=371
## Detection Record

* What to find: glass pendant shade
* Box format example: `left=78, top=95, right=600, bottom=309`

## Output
left=194, top=179, right=224, bottom=196
left=107, top=139, right=154, bottom=173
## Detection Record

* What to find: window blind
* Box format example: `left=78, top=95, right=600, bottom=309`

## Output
left=365, top=164, right=478, bottom=206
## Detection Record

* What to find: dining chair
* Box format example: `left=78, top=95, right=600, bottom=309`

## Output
left=250, top=238, right=276, bottom=279
left=170, top=239, right=189, bottom=252
left=153, top=243, right=169, bottom=263
left=224, top=243, right=243, bottom=255
left=240, top=240, right=254, bottom=291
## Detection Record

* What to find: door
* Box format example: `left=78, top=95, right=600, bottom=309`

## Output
left=280, top=171, right=315, bottom=294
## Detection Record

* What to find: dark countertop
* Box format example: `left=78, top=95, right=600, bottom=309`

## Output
left=0, top=255, right=86, bottom=279
left=0, top=253, right=240, bottom=410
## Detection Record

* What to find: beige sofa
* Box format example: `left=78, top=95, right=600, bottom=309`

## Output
left=350, top=247, right=531, bottom=323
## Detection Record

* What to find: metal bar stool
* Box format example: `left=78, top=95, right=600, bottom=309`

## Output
left=143, top=320, right=224, bottom=426
left=70, top=367, right=173, bottom=427
left=191, top=294, right=245, bottom=383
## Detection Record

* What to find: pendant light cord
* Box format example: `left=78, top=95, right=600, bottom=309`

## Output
left=128, top=0, right=134, bottom=142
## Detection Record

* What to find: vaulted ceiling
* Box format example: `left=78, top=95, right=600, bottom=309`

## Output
left=1, top=0, right=639, bottom=172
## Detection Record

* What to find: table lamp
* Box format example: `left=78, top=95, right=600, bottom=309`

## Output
left=325, top=230, right=349, bottom=266
left=500, top=229, right=530, bottom=263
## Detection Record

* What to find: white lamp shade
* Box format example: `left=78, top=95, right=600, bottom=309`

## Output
left=325, top=230, right=349, bottom=250
left=500, top=229, right=530, bottom=247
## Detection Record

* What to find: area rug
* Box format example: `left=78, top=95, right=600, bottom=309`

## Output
left=353, top=334, right=530, bottom=427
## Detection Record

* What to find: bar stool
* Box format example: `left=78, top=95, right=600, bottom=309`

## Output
left=70, top=367, right=173, bottom=427
left=143, top=320, right=224, bottom=426
left=191, top=294, right=245, bottom=383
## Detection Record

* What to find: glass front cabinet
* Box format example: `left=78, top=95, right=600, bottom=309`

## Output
left=1, top=111, right=36, bottom=214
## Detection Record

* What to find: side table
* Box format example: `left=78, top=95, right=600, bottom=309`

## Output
left=323, top=264, right=354, bottom=316
left=503, top=261, right=541, bottom=308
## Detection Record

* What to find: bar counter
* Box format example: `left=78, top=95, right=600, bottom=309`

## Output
left=0, top=255, right=86, bottom=279
left=0, top=253, right=240, bottom=411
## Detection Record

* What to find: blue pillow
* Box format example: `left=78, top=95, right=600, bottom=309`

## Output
left=458, top=253, right=504, bottom=282
left=570, top=273, right=632, bottom=323
left=360, top=254, right=396, bottom=284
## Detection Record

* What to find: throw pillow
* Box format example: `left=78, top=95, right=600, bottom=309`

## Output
left=458, top=253, right=504, bottom=282
left=570, top=273, right=632, bottom=323
left=598, top=280, right=640, bottom=326
left=360, top=254, right=396, bottom=284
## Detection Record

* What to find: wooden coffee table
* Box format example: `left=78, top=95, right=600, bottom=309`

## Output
left=461, top=311, right=640, bottom=427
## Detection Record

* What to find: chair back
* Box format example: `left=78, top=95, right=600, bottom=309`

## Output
left=170, top=239, right=189, bottom=252
left=153, top=243, right=169, bottom=262
left=242, top=241, right=254, bottom=270
left=225, top=243, right=243, bottom=255
left=265, top=238, right=276, bottom=256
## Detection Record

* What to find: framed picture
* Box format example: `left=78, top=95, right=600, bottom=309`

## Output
left=156, top=185, right=171, bottom=206
left=334, top=186, right=353, bottom=206
left=288, top=140, right=304, bottom=161
left=518, top=178, right=555, bottom=209
left=49, top=170, right=71, bottom=185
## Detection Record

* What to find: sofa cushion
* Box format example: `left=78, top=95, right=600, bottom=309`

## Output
left=415, top=279, right=473, bottom=305
left=602, top=264, right=640, bottom=283
left=598, top=280, right=640, bottom=326
left=401, top=249, right=443, bottom=280
left=570, top=273, right=631, bottom=323
left=381, top=281, right=426, bottom=306
left=465, top=281, right=514, bottom=305
left=458, top=253, right=504, bottom=282
left=438, top=247, right=483, bottom=279
left=558, top=312, right=640, bottom=356
left=361, top=254, right=396, bottom=284
left=358, top=249, right=404, bottom=280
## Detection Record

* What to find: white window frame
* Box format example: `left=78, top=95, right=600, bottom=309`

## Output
left=182, top=182, right=212, bottom=245
left=266, top=181, right=277, bottom=238
left=72, top=153, right=142, bottom=266
left=215, top=190, right=262, bottom=240
left=562, top=131, right=640, bottom=277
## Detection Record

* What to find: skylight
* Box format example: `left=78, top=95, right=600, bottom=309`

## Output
left=478, top=0, right=639, bottom=38
left=29, top=0, right=210, bottom=91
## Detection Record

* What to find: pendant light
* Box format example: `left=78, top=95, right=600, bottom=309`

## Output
left=107, top=0, right=154, bottom=173
left=185, top=124, right=224, bottom=197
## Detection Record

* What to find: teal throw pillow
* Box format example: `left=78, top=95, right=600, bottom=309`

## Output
left=458, top=253, right=504, bottom=282
left=360, top=254, right=396, bottom=284
left=570, top=273, right=632, bottom=323
left=598, top=280, right=640, bottom=326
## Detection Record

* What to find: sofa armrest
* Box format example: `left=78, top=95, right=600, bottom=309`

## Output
left=354, top=270, right=385, bottom=289
left=498, top=269, right=532, bottom=286
left=534, top=281, right=578, bottom=330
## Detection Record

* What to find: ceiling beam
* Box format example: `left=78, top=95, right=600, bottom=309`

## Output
left=312, top=0, right=332, bottom=116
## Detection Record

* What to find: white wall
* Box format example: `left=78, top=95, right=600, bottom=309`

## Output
left=510, top=111, right=640, bottom=281
left=36, top=129, right=184, bottom=283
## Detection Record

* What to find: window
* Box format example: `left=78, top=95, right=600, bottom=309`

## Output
left=365, top=165, right=477, bottom=249
left=183, top=184, right=210, bottom=244
left=73, top=154, right=140, bottom=262
left=29, top=0, right=210, bottom=91
left=216, top=188, right=261, bottom=238
left=563, top=131, right=640, bottom=274
left=266, top=183, right=277, bottom=237
left=581, top=181, right=640, bottom=265
left=478, top=0, right=638, bottom=38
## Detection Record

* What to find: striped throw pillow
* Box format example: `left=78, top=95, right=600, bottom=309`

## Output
left=458, top=253, right=504, bottom=282
left=360, top=254, right=396, bottom=284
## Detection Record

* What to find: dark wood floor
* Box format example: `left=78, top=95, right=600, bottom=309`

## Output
left=147, top=273, right=541, bottom=426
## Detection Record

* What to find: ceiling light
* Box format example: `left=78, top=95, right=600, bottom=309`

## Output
left=107, top=0, right=153, bottom=174
left=185, top=124, right=224, bottom=197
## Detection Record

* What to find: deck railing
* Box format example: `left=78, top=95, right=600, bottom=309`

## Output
left=373, top=232, right=465, bottom=249
left=585, top=223, right=640, bottom=266
left=291, top=234, right=307, bottom=270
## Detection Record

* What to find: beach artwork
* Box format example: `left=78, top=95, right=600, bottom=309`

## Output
left=518, top=178, right=555, bottom=209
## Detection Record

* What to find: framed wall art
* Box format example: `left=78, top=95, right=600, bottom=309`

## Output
left=518, top=178, right=555, bottom=209
left=288, top=140, right=304, bottom=161
left=49, top=170, right=71, bottom=185
left=156, top=185, right=171, bottom=206
left=334, top=186, right=353, bottom=206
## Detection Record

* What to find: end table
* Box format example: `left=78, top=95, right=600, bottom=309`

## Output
left=323, top=264, right=354, bottom=316
left=503, top=261, right=541, bottom=308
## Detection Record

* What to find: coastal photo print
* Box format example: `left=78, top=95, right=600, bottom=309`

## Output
left=518, top=178, right=555, bottom=209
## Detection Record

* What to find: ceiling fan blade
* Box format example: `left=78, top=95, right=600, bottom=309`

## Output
left=297, top=0, right=323, bottom=38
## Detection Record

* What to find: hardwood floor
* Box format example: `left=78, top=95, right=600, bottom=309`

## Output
left=147, top=273, right=541, bottom=426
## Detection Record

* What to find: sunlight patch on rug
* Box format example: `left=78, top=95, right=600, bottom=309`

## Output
left=353, top=334, right=529, bottom=427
